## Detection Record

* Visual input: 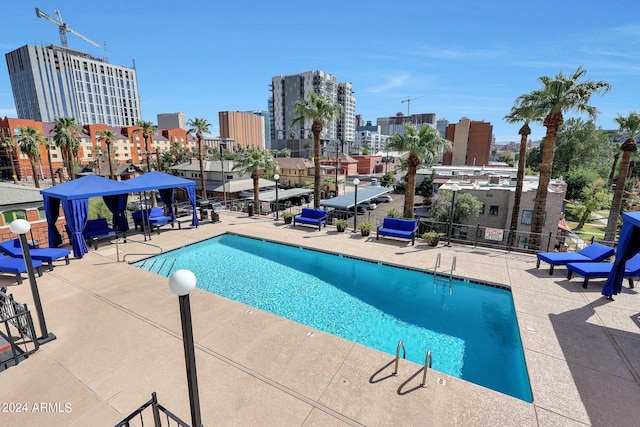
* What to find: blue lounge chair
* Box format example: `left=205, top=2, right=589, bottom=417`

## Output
left=0, top=239, right=70, bottom=271
left=0, top=256, right=43, bottom=284
left=536, top=242, right=615, bottom=274
left=567, top=254, right=640, bottom=289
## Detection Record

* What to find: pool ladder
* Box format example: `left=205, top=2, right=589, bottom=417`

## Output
left=393, top=340, right=433, bottom=387
left=449, top=256, right=457, bottom=294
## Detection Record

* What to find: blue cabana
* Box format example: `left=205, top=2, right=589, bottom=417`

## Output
left=602, top=211, right=640, bottom=298
left=125, top=171, right=198, bottom=228
left=40, top=175, right=138, bottom=259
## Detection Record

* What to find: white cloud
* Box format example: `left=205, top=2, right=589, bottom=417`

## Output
left=366, top=73, right=411, bottom=94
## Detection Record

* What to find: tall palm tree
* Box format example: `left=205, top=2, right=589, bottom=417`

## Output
left=504, top=109, right=540, bottom=243
left=53, top=116, right=81, bottom=180
left=136, top=120, right=155, bottom=172
left=16, top=126, right=44, bottom=188
left=1, top=136, right=18, bottom=181
left=233, top=148, right=278, bottom=209
left=96, top=130, right=117, bottom=180
left=187, top=118, right=212, bottom=201
left=604, top=112, right=640, bottom=242
left=509, top=67, right=610, bottom=249
left=387, top=123, right=452, bottom=218
left=292, top=93, right=342, bottom=208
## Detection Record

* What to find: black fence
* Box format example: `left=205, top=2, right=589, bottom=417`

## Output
left=115, top=392, right=190, bottom=427
left=0, top=288, right=39, bottom=371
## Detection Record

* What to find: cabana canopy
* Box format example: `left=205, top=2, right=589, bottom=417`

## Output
left=40, top=173, right=197, bottom=259
left=602, top=211, right=640, bottom=298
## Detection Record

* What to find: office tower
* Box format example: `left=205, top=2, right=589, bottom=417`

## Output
left=240, top=110, right=271, bottom=149
left=157, top=112, right=186, bottom=130
left=442, top=118, right=493, bottom=166
left=6, top=44, right=141, bottom=126
left=270, top=70, right=356, bottom=151
left=219, top=111, right=265, bottom=149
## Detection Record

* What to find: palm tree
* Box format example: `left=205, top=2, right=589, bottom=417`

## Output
left=292, top=93, right=342, bottom=208
left=233, top=148, right=278, bottom=209
left=387, top=123, right=452, bottom=218
left=53, top=116, right=81, bottom=180
left=96, top=130, right=117, bottom=180
left=187, top=118, right=212, bottom=201
left=604, top=112, right=640, bottom=242
left=1, top=136, right=18, bottom=181
left=509, top=67, right=610, bottom=249
left=504, top=109, right=540, bottom=243
left=16, top=126, right=44, bottom=188
left=136, top=120, right=155, bottom=172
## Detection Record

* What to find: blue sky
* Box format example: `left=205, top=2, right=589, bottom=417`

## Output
left=1, top=1, right=639, bottom=142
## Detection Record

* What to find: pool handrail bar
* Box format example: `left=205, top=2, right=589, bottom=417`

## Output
left=420, top=349, right=433, bottom=387
left=393, top=339, right=406, bottom=375
left=449, top=256, right=457, bottom=293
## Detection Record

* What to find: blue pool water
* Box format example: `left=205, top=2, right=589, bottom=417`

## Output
left=135, top=233, right=532, bottom=402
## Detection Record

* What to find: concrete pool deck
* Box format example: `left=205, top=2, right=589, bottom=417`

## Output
left=1, top=210, right=639, bottom=426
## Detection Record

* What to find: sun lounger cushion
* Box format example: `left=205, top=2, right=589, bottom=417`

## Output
left=567, top=254, right=640, bottom=288
left=0, top=240, right=70, bottom=271
left=536, top=242, right=615, bottom=274
left=0, top=257, right=43, bottom=284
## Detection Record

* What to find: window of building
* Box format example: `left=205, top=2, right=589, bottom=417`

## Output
left=489, top=205, right=499, bottom=216
left=2, top=210, right=26, bottom=226
left=480, top=204, right=485, bottom=215
left=521, top=210, right=533, bottom=225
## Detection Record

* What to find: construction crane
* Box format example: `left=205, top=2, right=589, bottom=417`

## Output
left=401, top=94, right=429, bottom=116
left=35, top=7, right=100, bottom=49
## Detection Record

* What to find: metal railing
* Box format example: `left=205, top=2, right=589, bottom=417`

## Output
left=115, top=392, right=190, bottom=427
left=0, top=288, right=39, bottom=371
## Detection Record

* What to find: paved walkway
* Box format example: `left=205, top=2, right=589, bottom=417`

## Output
left=1, top=211, right=639, bottom=426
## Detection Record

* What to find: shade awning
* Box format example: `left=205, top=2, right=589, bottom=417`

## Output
left=212, top=178, right=275, bottom=193
left=320, top=187, right=392, bottom=209
left=252, top=188, right=313, bottom=203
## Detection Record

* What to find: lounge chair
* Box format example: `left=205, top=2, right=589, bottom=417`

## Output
left=536, top=242, right=615, bottom=274
left=567, top=254, right=640, bottom=289
left=0, top=256, right=43, bottom=284
left=0, top=239, right=70, bottom=271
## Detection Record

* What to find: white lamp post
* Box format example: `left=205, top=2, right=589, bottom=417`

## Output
left=9, top=219, right=56, bottom=344
left=169, top=270, right=202, bottom=427
left=353, top=178, right=360, bottom=232
left=274, top=173, right=280, bottom=221
left=446, top=183, right=461, bottom=247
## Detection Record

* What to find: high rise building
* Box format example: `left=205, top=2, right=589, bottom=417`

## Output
left=240, top=110, right=271, bottom=149
left=377, top=113, right=436, bottom=135
left=442, top=118, right=493, bottom=166
left=270, top=70, right=356, bottom=151
left=157, top=112, right=186, bottom=130
left=219, top=111, right=265, bottom=149
left=436, top=119, right=449, bottom=138
left=5, top=44, right=142, bottom=126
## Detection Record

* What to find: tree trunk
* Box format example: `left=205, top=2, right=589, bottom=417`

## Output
left=47, top=146, right=56, bottom=186
left=198, top=135, right=207, bottom=201
left=30, top=158, right=40, bottom=188
left=604, top=138, right=637, bottom=242
left=144, top=134, right=151, bottom=172
left=312, top=120, right=323, bottom=209
left=577, top=210, right=590, bottom=230
left=530, top=113, right=563, bottom=250
left=608, top=152, right=619, bottom=188
left=253, top=171, right=260, bottom=211
left=509, top=126, right=530, bottom=245
left=403, top=153, right=419, bottom=218
left=107, top=142, right=115, bottom=180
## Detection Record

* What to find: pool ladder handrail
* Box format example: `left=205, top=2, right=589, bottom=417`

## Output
left=449, top=256, right=457, bottom=293
left=433, top=252, right=441, bottom=285
left=420, top=349, right=432, bottom=387
left=393, top=339, right=406, bottom=375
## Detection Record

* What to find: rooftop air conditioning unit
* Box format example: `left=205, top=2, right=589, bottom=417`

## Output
left=489, top=176, right=500, bottom=185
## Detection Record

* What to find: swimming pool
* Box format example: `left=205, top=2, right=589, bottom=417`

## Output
left=135, top=233, right=532, bottom=402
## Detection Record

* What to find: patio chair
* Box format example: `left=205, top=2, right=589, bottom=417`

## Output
left=0, top=239, right=70, bottom=271
left=0, top=256, right=43, bottom=284
left=536, top=242, right=615, bottom=274
left=567, top=253, right=640, bottom=289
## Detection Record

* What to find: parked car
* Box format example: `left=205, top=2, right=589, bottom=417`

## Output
left=357, top=201, right=377, bottom=212
left=373, top=195, right=393, bottom=203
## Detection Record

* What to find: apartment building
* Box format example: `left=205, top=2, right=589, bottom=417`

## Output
left=377, top=113, right=436, bottom=135
left=157, top=113, right=186, bottom=130
left=219, top=111, right=265, bottom=149
left=442, top=118, right=493, bottom=166
left=6, top=44, right=141, bottom=127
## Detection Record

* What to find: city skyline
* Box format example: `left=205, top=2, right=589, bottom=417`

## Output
left=1, top=1, right=639, bottom=143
